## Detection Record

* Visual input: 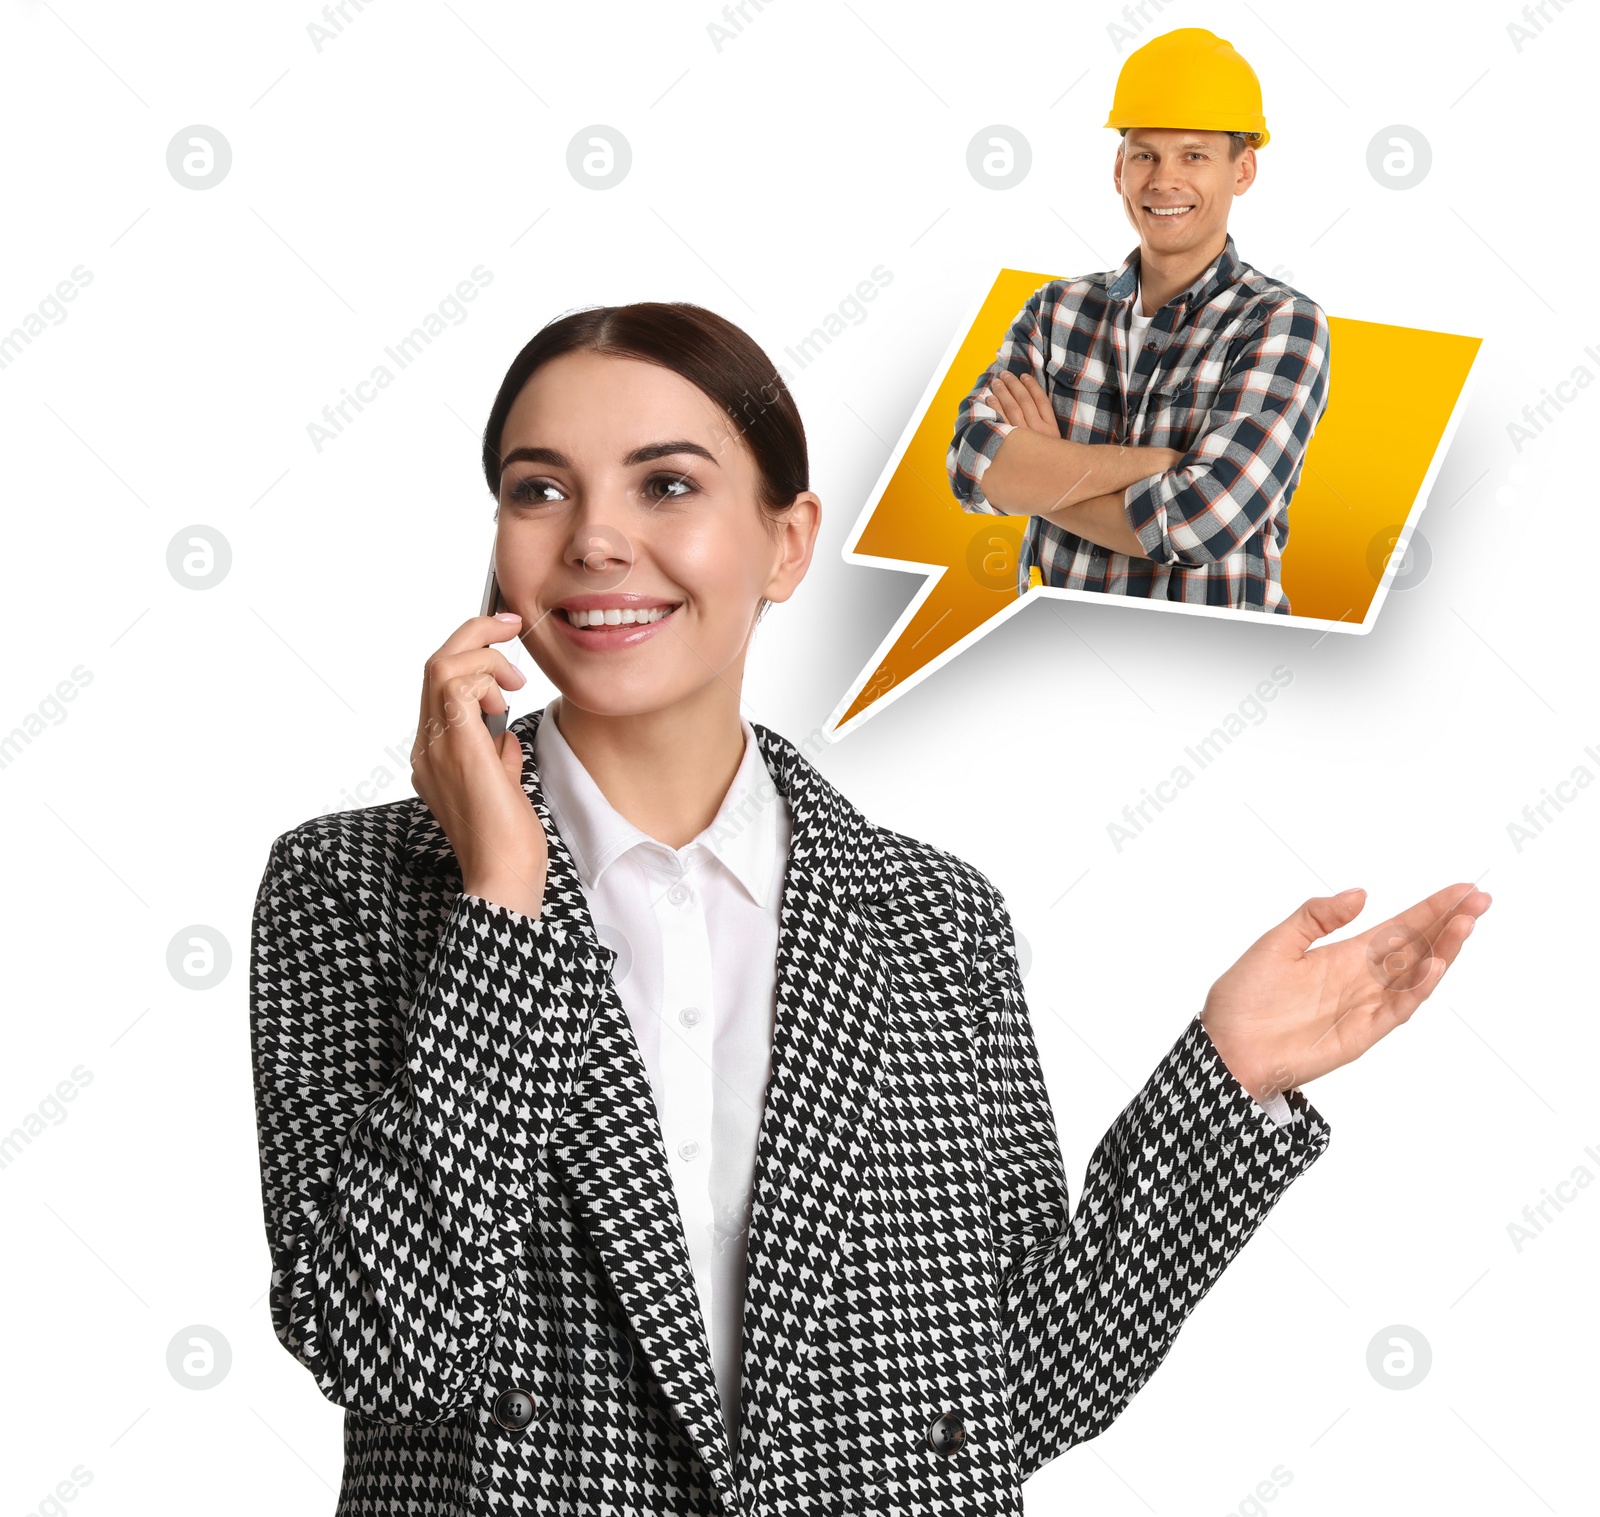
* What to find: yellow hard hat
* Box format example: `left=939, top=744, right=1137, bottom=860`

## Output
left=1105, top=27, right=1270, bottom=148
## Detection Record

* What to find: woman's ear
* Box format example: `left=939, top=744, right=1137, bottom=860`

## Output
left=760, top=491, right=821, bottom=608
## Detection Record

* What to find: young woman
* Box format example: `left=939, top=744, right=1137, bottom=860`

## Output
left=249, top=302, right=1490, bottom=1516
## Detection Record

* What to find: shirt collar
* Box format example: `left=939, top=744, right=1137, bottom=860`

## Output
left=531, top=698, right=787, bottom=910
left=1106, top=231, right=1240, bottom=313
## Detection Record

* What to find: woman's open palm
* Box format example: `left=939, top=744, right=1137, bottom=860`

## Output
left=1201, top=882, right=1493, bottom=1102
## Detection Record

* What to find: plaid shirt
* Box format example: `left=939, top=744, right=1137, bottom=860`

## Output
left=946, top=234, right=1331, bottom=612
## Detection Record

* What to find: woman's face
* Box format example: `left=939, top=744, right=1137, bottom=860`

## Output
left=493, top=350, right=819, bottom=718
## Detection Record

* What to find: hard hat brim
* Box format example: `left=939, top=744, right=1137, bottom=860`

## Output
left=1106, top=115, right=1270, bottom=148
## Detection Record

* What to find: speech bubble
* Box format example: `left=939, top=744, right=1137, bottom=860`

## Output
left=825, top=267, right=1482, bottom=737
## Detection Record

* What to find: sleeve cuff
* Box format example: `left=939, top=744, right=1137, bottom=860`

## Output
left=1122, top=473, right=1175, bottom=562
left=1141, top=1016, right=1332, bottom=1164
left=403, top=888, right=599, bottom=1106
left=961, top=414, right=1019, bottom=515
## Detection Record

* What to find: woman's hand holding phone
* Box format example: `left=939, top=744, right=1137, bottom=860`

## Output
left=410, top=611, right=549, bottom=919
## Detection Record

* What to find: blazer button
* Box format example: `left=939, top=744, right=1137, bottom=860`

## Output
left=927, top=1409, right=967, bottom=1457
left=493, top=1389, right=537, bottom=1432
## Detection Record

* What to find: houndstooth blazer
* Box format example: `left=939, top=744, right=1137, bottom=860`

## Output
left=249, top=704, right=1332, bottom=1515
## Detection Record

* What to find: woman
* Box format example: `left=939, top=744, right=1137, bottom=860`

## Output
left=249, top=302, right=1489, bottom=1515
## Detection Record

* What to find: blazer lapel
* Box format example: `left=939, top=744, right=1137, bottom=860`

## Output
left=404, top=706, right=742, bottom=1512
left=527, top=708, right=750, bottom=1512
left=547, top=979, right=744, bottom=1513
left=731, top=726, right=897, bottom=1510
left=400, top=708, right=897, bottom=1517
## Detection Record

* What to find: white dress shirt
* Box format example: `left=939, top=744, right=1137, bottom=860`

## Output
left=533, top=699, right=790, bottom=1454
left=532, top=699, right=1295, bottom=1447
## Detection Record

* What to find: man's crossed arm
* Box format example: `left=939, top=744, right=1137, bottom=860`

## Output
left=977, top=370, right=1177, bottom=559
left=947, top=293, right=1332, bottom=568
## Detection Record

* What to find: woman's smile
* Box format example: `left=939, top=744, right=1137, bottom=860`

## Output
left=551, top=591, right=684, bottom=650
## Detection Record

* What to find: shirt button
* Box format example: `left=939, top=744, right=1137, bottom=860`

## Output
left=667, top=882, right=691, bottom=905
left=678, top=1139, right=701, bottom=1161
left=678, top=1005, right=702, bottom=1027
left=1144, top=340, right=1159, bottom=351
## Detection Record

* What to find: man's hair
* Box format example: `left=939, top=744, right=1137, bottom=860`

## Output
left=1119, top=128, right=1256, bottom=159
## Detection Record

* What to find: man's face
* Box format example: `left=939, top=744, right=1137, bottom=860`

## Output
left=1113, top=128, right=1254, bottom=257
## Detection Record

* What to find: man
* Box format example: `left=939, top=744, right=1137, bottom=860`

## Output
left=947, top=26, right=1331, bottom=614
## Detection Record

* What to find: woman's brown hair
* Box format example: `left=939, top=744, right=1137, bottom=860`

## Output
left=481, top=302, right=809, bottom=530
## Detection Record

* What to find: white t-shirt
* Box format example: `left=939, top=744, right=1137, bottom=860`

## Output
left=1121, top=281, right=1158, bottom=392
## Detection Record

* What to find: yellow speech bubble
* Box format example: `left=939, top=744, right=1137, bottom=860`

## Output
left=826, top=267, right=1482, bottom=737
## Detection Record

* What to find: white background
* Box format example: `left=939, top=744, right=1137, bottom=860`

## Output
left=1, top=1, right=1593, bottom=1512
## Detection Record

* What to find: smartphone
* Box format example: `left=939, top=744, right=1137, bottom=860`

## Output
left=479, top=555, right=509, bottom=738
left=480, top=557, right=504, bottom=618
